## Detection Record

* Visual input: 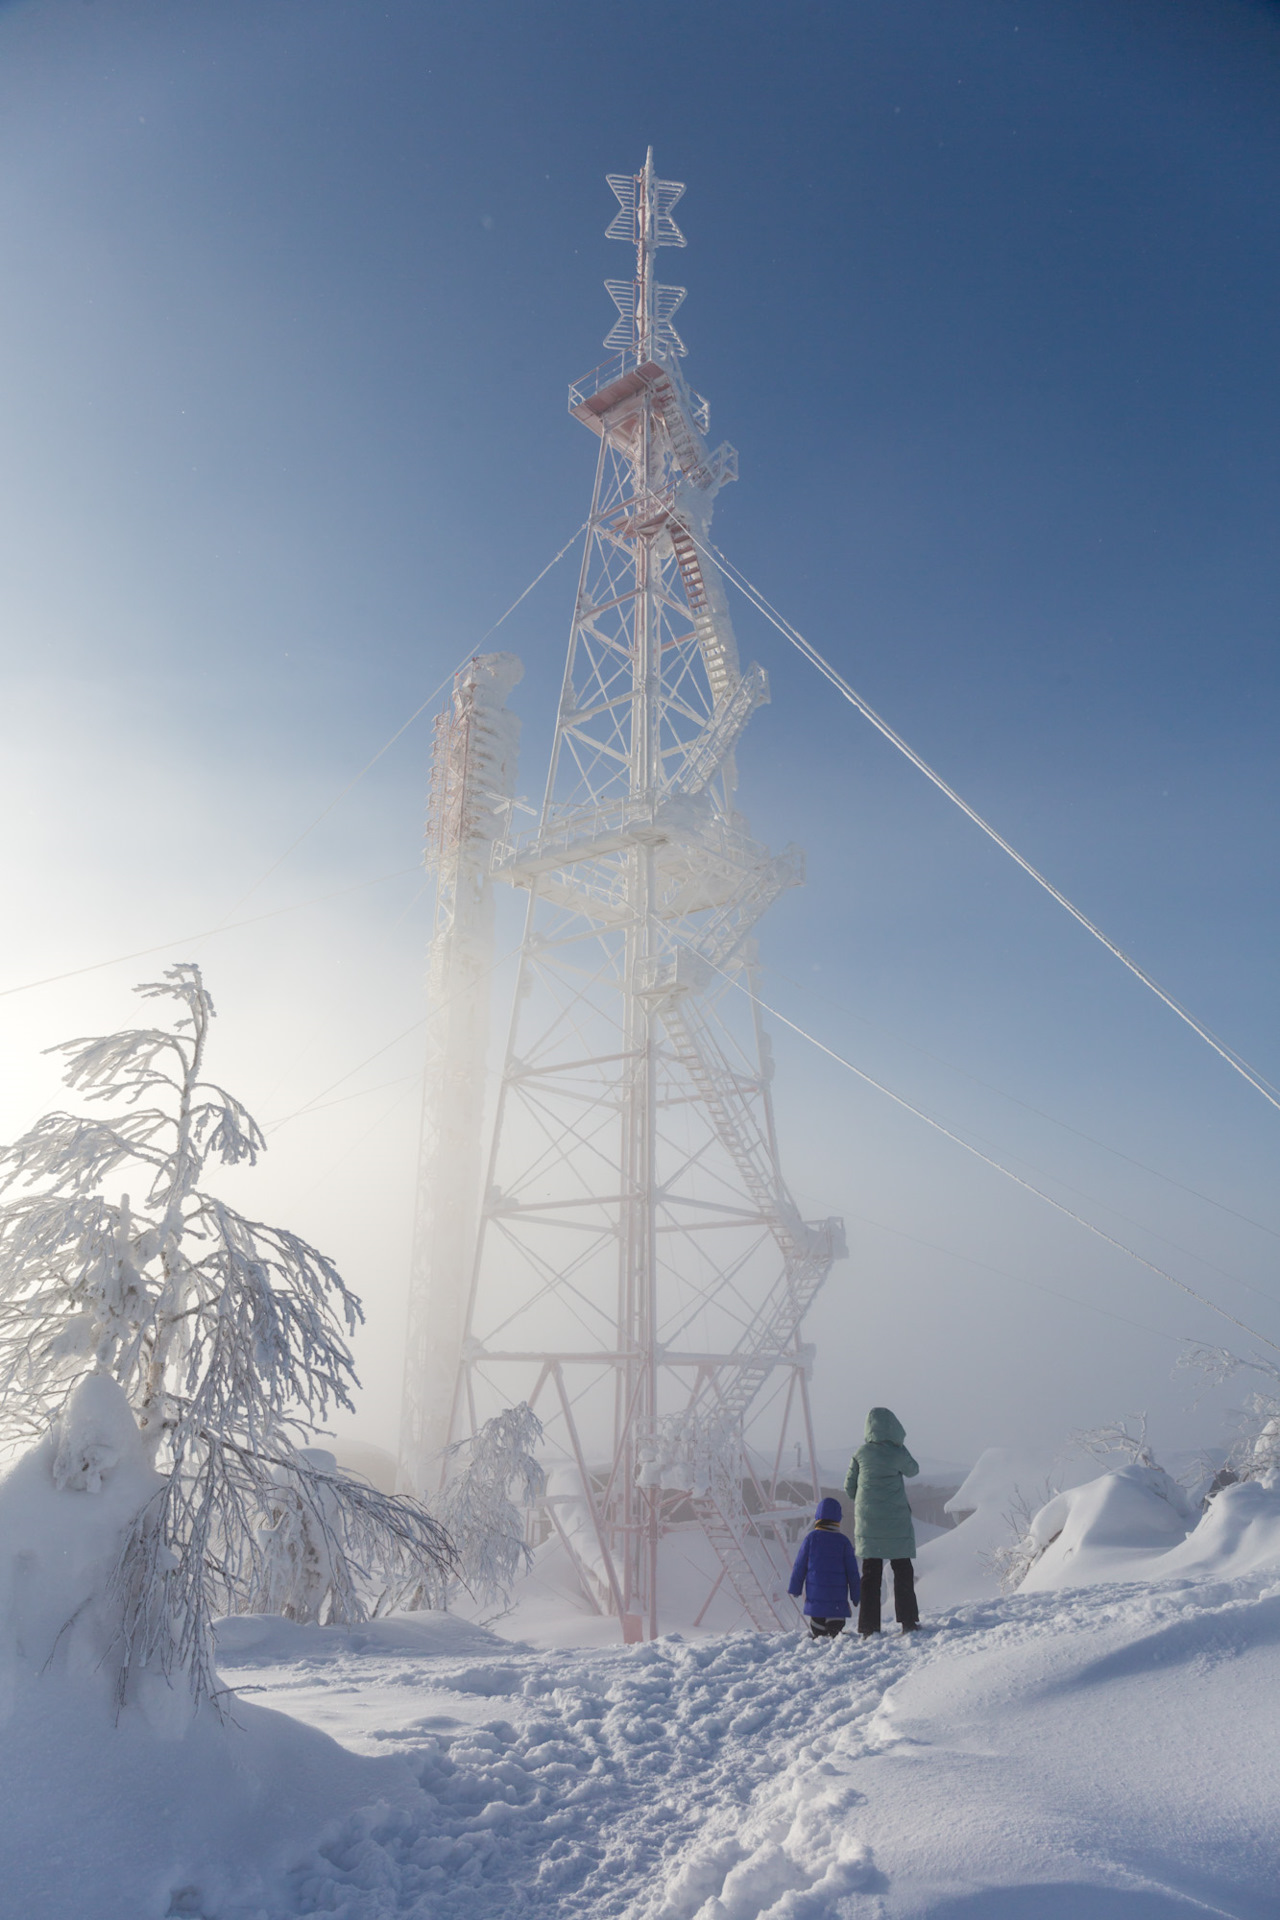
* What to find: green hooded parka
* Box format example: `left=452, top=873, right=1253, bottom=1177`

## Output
left=843, top=1406, right=919, bottom=1559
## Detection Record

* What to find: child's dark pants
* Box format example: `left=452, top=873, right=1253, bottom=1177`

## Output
left=807, top=1617, right=847, bottom=1639
left=857, top=1558, right=919, bottom=1633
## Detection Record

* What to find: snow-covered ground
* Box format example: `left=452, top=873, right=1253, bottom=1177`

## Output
left=5, top=1429, right=1280, bottom=1918
left=17, top=1559, right=1279, bottom=1918
left=218, top=1560, right=1278, bottom=1919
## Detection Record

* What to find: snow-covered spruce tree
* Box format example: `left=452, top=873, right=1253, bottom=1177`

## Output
left=423, top=1402, right=544, bottom=1614
left=0, top=964, right=454, bottom=1703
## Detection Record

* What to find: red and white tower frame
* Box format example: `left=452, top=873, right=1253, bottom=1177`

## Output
left=444, top=154, right=844, bottom=1636
left=398, top=652, right=522, bottom=1499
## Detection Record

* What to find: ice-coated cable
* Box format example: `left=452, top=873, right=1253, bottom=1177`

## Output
left=845, top=1205, right=1181, bottom=1347
left=0, top=523, right=589, bottom=1007
left=718, top=964, right=1280, bottom=1355
left=763, top=961, right=1280, bottom=1245
left=219, top=519, right=591, bottom=922
left=675, top=516, right=1280, bottom=1118
left=264, top=940, right=525, bottom=1133
left=0, top=867, right=418, bottom=1001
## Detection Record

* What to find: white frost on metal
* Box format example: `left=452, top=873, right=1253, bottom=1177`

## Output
left=397, top=652, right=522, bottom=1499
left=447, top=154, right=845, bottom=1636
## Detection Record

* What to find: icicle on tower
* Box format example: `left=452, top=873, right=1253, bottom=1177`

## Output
left=410, top=153, right=845, bottom=1637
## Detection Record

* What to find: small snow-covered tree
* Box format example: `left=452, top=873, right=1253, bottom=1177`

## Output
left=1068, top=1411, right=1159, bottom=1471
left=1179, top=1345, right=1280, bottom=1489
left=1178, top=1344, right=1280, bottom=1399
left=1067, top=1409, right=1192, bottom=1521
left=0, top=964, right=454, bottom=1704
left=424, top=1402, right=544, bottom=1614
left=986, top=1476, right=1061, bottom=1593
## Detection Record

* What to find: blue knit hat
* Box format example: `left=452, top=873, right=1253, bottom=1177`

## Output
left=815, top=1496, right=842, bottom=1523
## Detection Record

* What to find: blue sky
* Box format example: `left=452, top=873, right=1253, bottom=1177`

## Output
left=1, top=0, right=1278, bottom=1466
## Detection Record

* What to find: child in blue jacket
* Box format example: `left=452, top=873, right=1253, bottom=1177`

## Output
left=788, top=1496, right=861, bottom=1638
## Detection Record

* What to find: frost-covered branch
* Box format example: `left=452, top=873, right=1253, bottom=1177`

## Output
left=1177, top=1343, right=1280, bottom=1395
left=422, top=1403, right=545, bottom=1615
left=248, top=1447, right=454, bottom=1626
left=985, top=1476, right=1061, bottom=1594
left=1176, top=1345, right=1280, bottom=1487
left=1068, top=1411, right=1158, bottom=1470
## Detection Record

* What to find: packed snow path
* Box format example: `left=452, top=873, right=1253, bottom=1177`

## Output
left=216, top=1573, right=1280, bottom=1919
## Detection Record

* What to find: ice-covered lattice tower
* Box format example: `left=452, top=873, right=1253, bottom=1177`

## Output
left=398, top=652, right=522, bottom=1499
left=442, top=154, right=844, bottom=1636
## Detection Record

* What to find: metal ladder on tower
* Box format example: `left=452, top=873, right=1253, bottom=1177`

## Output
left=694, top=1472, right=788, bottom=1631
left=660, top=991, right=842, bottom=1416
left=661, top=990, right=805, bottom=1251
left=655, top=988, right=843, bottom=1628
left=668, top=522, right=735, bottom=706
left=648, top=372, right=717, bottom=491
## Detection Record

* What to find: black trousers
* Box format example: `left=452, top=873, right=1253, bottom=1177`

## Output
left=807, top=1616, right=847, bottom=1639
left=858, top=1558, right=919, bottom=1633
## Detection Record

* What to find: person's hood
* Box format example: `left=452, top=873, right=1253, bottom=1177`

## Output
left=815, top=1496, right=842, bottom=1524
left=865, top=1406, right=906, bottom=1446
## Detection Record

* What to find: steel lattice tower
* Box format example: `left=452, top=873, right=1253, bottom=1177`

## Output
left=399, top=653, right=522, bottom=1499
left=447, top=153, right=844, bottom=1637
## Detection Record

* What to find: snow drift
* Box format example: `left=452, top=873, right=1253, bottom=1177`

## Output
left=0, top=1374, right=414, bottom=1920
left=1017, top=1464, right=1191, bottom=1590
left=1018, top=1463, right=1280, bottom=1594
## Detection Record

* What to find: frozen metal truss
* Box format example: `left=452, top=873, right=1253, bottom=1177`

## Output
left=436, top=153, right=845, bottom=1636
left=398, top=653, right=522, bottom=1498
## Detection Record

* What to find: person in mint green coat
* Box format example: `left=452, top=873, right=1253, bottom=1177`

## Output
left=844, top=1406, right=921, bottom=1635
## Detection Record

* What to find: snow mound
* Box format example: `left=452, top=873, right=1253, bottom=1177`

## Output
left=0, top=1371, right=164, bottom=1714
left=0, top=1375, right=416, bottom=1920
left=1021, top=1465, right=1280, bottom=1594
left=1019, top=1465, right=1190, bottom=1590
left=1163, top=1475, right=1280, bottom=1584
